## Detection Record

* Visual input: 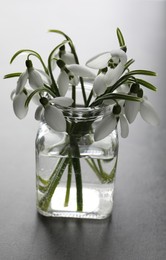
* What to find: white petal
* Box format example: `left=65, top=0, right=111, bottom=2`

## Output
left=125, top=98, right=140, bottom=123
left=93, top=73, right=107, bottom=96
left=103, top=99, right=116, bottom=106
left=110, top=49, right=127, bottom=65
left=94, top=114, right=117, bottom=141
left=119, top=114, right=129, bottom=138
left=44, top=105, right=66, bottom=132
left=104, top=62, right=124, bottom=87
left=35, top=105, right=43, bottom=121
left=10, top=89, right=16, bottom=100
left=140, top=99, right=160, bottom=126
left=86, top=52, right=112, bottom=69
left=61, top=52, right=76, bottom=64
left=51, top=97, right=73, bottom=107
left=16, top=71, right=28, bottom=94
left=13, top=92, right=28, bottom=119
left=69, top=73, right=79, bottom=86
left=28, top=69, right=44, bottom=89
left=67, top=64, right=96, bottom=78
left=116, top=84, right=129, bottom=94
left=57, top=71, right=70, bottom=96
left=36, top=69, right=52, bottom=85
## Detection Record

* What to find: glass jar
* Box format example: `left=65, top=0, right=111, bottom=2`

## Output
left=35, top=103, right=119, bottom=219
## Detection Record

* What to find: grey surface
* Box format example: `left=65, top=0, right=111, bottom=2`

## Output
left=0, top=1, right=166, bottom=260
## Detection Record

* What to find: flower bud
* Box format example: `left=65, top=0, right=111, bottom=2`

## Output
left=57, top=59, right=66, bottom=69
left=101, top=67, right=108, bottom=73
left=121, top=46, right=127, bottom=53
left=137, top=88, right=143, bottom=98
left=130, top=83, right=140, bottom=94
left=59, top=45, right=65, bottom=58
left=40, top=97, right=49, bottom=107
left=113, top=104, right=121, bottom=115
left=59, top=45, right=65, bottom=52
left=25, top=59, right=33, bottom=68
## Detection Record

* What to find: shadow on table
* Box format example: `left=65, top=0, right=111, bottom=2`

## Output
left=34, top=212, right=113, bottom=259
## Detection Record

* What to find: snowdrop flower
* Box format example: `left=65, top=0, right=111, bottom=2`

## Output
left=125, top=85, right=159, bottom=125
left=94, top=104, right=129, bottom=141
left=51, top=45, right=76, bottom=70
left=36, top=96, right=73, bottom=132
left=104, top=49, right=127, bottom=87
left=86, top=48, right=127, bottom=69
left=12, top=60, right=53, bottom=120
left=59, top=45, right=76, bottom=64
left=16, top=60, right=50, bottom=95
left=86, top=49, right=127, bottom=96
left=57, top=59, right=95, bottom=96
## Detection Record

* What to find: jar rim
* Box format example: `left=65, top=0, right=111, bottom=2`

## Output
left=54, top=104, right=112, bottom=122
left=55, top=104, right=105, bottom=113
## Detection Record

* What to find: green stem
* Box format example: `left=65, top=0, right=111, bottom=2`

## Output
left=64, top=160, right=72, bottom=207
left=70, top=135, right=83, bottom=211
left=86, top=89, right=93, bottom=107
left=97, top=159, right=104, bottom=173
left=80, top=77, right=87, bottom=105
left=72, top=158, right=83, bottom=212
left=86, top=157, right=118, bottom=183
left=72, top=85, right=76, bottom=107
left=86, top=158, right=99, bottom=175
left=38, top=157, right=69, bottom=211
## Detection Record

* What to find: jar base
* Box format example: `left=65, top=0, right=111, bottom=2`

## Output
left=37, top=184, right=114, bottom=220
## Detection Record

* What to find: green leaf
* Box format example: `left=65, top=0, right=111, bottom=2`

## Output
left=4, top=72, right=21, bottom=79
left=38, top=176, right=49, bottom=185
left=130, top=78, right=157, bottom=91
left=10, top=49, right=48, bottom=74
left=91, top=93, right=141, bottom=106
left=124, top=59, right=135, bottom=70
left=126, top=69, right=156, bottom=77
left=116, top=28, right=125, bottom=47
left=106, top=69, right=156, bottom=94
left=38, top=186, right=48, bottom=193
left=49, top=29, right=71, bottom=41
left=106, top=69, right=157, bottom=94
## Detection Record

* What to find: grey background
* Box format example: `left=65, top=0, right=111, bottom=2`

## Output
left=0, top=0, right=166, bottom=259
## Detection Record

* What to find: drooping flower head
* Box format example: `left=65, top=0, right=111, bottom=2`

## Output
left=11, top=59, right=52, bottom=119
left=86, top=49, right=127, bottom=96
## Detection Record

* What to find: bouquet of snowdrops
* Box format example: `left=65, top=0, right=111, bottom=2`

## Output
left=4, top=28, right=159, bottom=213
